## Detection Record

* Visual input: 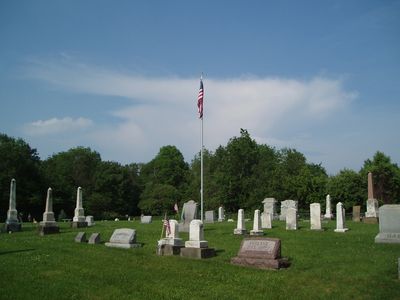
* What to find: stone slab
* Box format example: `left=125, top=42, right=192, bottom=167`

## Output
left=71, top=221, right=88, bottom=228
left=180, top=247, right=215, bottom=259
left=185, top=240, right=208, bottom=248
left=231, top=256, right=289, bottom=270
left=352, top=206, right=361, bottom=222
left=233, top=229, right=247, bottom=235
left=140, top=215, right=152, bottom=224
left=88, top=233, right=101, bottom=244
left=108, top=228, right=136, bottom=244
left=75, top=232, right=87, bottom=243
left=363, top=217, right=378, bottom=224
left=38, top=225, right=60, bottom=236
left=204, top=211, right=215, bottom=223
left=4, top=222, right=22, bottom=233
left=157, top=244, right=184, bottom=256
left=105, top=242, right=141, bottom=249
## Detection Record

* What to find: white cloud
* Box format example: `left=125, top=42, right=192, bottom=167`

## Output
left=23, top=117, right=93, bottom=136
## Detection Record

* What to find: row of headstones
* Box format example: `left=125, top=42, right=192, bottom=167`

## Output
left=2, top=179, right=94, bottom=234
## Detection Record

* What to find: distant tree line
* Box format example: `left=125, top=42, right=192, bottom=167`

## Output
left=1, top=130, right=399, bottom=221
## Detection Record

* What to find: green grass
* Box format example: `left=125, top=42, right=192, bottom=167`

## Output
left=0, top=219, right=399, bottom=300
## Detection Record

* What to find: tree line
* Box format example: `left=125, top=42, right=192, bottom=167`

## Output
left=1, top=130, right=399, bottom=221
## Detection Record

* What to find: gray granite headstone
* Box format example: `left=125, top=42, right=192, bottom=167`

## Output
left=375, top=205, right=400, bottom=243
left=352, top=206, right=361, bottom=222
left=105, top=228, right=141, bottom=248
left=88, top=233, right=101, bottom=244
left=179, top=200, right=198, bottom=232
left=140, top=215, right=152, bottom=224
left=204, top=210, right=215, bottom=223
left=75, top=232, right=87, bottom=243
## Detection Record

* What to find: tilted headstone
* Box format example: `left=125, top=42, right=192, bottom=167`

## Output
left=234, top=209, right=247, bottom=235
left=140, top=215, right=152, bottom=224
left=231, top=238, right=290, bottom=270
left=4, top=179, right=22, bottom=232
left=86, top=215, right=95, bottom=227
left=261, top=212, right=272, bottom=229
left=39, top=188, right=60, bottom=235
left=72, top=187, right=87, bottom=228
left=88, top=233, right=101, bottom=244
left=180, top=220, right=215, bottom=259
left=75, top=232, right=87, bottom=243
left=352, top=206, right=361, bottom=222
left=105, top=228, right=141, bottom=249
left=218, top=206, right=225, bottom=222
left=375, top=205, right=400, bottom=244
left=334, top=202, right=348, bottom=232
left=323, top=194, right=333, bottom=219
left=250, top=210, right=263, bottom=236
left=286, top=207, right=298, bottom=230
left=204, top=210, right=215, bottom=223
left=262, top=198, right=278, bottom=220
left=310, top=203, right=322, bottom=230
left=179, top=200, right=198, bottom=232
left=280, top=200, right=298, bottom=221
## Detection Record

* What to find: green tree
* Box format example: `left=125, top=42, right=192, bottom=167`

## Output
left=138, top=183, right=180, bottom=215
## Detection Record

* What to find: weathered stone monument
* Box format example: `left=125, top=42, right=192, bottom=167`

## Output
left=86, top=215, right=95, bottom=227
left=4, top=179, right=22, bottom=232
left=179, top=200, right=198, bottom=232
left=375, top=205, right=400, bottom=244
left=250, top=210, right=263, bottom=236
left=72, top=187, right=87, bottom=228
left=262, top=198, right=278, bottom=220
left=140, top=215, right=152, bottom=224
left=323, top=194, right=333, bottom=219
left=310, top=203, right=322, bottom=230
left=75, top=232, right=87, bottom=243
left=352, top=206, right=361, bottom=222
left=280, top=200, right=298, bottom=221
left=234, top=209, right=247, bottom=235
left=157, top=219, right=184, bottom=255
left=180, top=220, right=215, bottom=259
left=364, top=172, right=379, bottom=224
left=204, top=210, right=215, bottom=223
left=286, top=207, right=298, bottom=230
left=231, top=237, right=290, bottom=270
left=88, top=233, right=101, bottom=244
left=218, top=206, right=225, bottom=222
left=38, top=188, right=60, bottom=235
left=334, top=202, right=348, bottom=233
left=261, top=212, right=272, bottom=229
left=105, top=228, right=141, bottom=249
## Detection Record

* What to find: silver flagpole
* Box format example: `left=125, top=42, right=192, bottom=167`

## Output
left=200, top=75, right=204, bottom=222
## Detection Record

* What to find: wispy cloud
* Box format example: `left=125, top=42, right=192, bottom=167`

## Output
left=23, top=117, right=93, bottom=136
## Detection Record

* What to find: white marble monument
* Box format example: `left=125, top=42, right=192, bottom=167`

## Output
left=234, top=209, right=247, bottom=235
left=39, top=188, right=59, bottom=235
left=334, top=202, right=348, bottom=232
left=365, top=172, right=379, bottom=221
left=286, top=207, right=298, bottom=230
left=323, top=194, right=333, bottom=219
left=218, top=206, right=225, bottom=222
left=4, top=178, right=22, bottom=232
left=180, top=220, right=215, bottom=259
left=261, top=212, right=272, bottom=229
left=179, top=200, right=198, bottom=232
left=72, top=187, right=87, bottom=228
left=310, top=203, right=322, bottom=230
left=262, top=198, right=278, bottom=220
left=280, top=200, right=298, bottom=221
left=250, top=209, right=264, bottom=236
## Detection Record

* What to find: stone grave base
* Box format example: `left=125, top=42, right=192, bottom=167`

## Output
left=180, top=247, right=215, bottom=259
left=218, top=218, right=224, bottom=222
left=105, top=242, right=141, bottom=249
left=71, top=221, right=88, bottom=228
left=4, top=222, right=22, bottom=233
left=38, top=225, right=60, bottom=235
left=363, top=217, right=378, bottom=224
left=231, top=256, right=290, bottom=270
left=250, top=230, right=264, bottom=236
left=178, top=223, right=190, bottom=232
left=157, top=244, right=184, bottom=256
left=233, top=229, right=247, bottom=235
left=334, top=228, right=349, bottom=233
left=375, top=233, right=400, bottom=244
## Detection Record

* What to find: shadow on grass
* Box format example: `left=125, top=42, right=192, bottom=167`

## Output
left=0, top=248, right=35, bottom=255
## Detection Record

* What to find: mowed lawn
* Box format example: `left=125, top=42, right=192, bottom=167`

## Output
left=0, top=218, right=399, bottom=300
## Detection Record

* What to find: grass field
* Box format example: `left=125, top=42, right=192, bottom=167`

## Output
left=0, top=218, right=399, bottom=300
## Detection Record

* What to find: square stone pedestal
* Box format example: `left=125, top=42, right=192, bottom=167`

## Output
left=180, top=247, right=215, bottom=259
left=38, top=225, right=60, bottom=236
left=234, top=229, right=247, bottom=235
left=4, top=222, right=22, bottom=233
left=71, top=221, right=88, bottom=228
left=157, top=244, right=184, bottom=256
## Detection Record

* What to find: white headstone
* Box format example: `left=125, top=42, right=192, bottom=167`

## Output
left=324, top=194, right=333, bottom=219
left=261, top=212, right=272, bottom=229
left=280, top=200, right=298, bottom=221
left=105, top=228, right=141, bottom=248
left=250, top=209, right=264, bottom=236
left=204, top=210, right=215, bottom=223
left=179, top=200, right=198, bottom=232
left=365, top=199, right=379, bottom=218
left=73, top=187, right=86, bottom=222
left=286, top=207, right=298, bottom=230
left=262, top=198, right=278, bottom=220
left=375, top=205, right=400, bottom=243
left=185, top=220, right=208, bottom=248
left=41, top=188, right=55, bottom=223
left=234, top=209, right=247, bottom=235
left=334, top=202, right=348, bottom=232
left=140, top=215, right=152, bottom=224
left=218, top=206, right=225, bottom=222
left=159, top=219, right=183, bottom=246
left=5, top=178, right=21, bottom=232
left=86, top=215, right=95, bottom=226
left=310, top=203, right=322, bottom=230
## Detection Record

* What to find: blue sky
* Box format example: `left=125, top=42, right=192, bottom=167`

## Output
left=0, top=0, right=399, bottom=174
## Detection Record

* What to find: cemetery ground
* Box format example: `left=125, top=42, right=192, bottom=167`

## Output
left=0, top=219, right=399, bottom=300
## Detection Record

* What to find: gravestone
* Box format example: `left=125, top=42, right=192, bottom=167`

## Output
left=179, top=200, right=198, bottom=232
left=286, top=207, right=298, bottom=230
left=72, top=187, right=88, bottom=228
left=375, top=205, right=400, bottom=244
left=105, top=228, right=141, bottom=249
left=310, top=203, right=322, bottom=230
left=39, top=188, right=60, bottom=235
left=157, top=219, right=184, bottom=255
left=231, top=238, right=290, bottom=270
left=364, top=172, right=379, bottom=223
left=88, top=233, right=101, bottom=244
left=280, top=200, right=298, bottom=221
left=180, top=220, right=215, bottom=259
left=204, top=210, right=215, bottom=223
left=334, top=202, right=348, bottom=232
left=261, top=212, right=272, bottom=229
left=234, top=209, right=247, bottom=235
left=4, top=179, right=22, bottom=232
left=323, top=194, right=333, bottom=219
left=262, top=198, right=278, bottom=220
left=86, top=215, right=95, bottom=227
left=140, top=215, right=152, bottom=224
left=218, top=206, right=225, bottom=222
left=250, top=210, right=263, bottom=236
left=352, top=206, right=361, bottom=222
left=75, top=232, right=87, bottom=243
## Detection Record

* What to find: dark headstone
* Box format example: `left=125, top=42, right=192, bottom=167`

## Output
left=352, top=206, right=361, bottom=222
left=38, top=225, right=60, bottom=236
left=231, top=237, right=289, bottom=270
left=88, top=233, right=101, bottom=244
left=75, top=232, right=87, bottom=243
left=71, top=221, right=88, bottom=228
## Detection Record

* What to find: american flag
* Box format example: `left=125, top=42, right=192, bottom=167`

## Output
left=197, top=78, right=204, bottom=119
left=163, top=217, right=171, bottom=236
